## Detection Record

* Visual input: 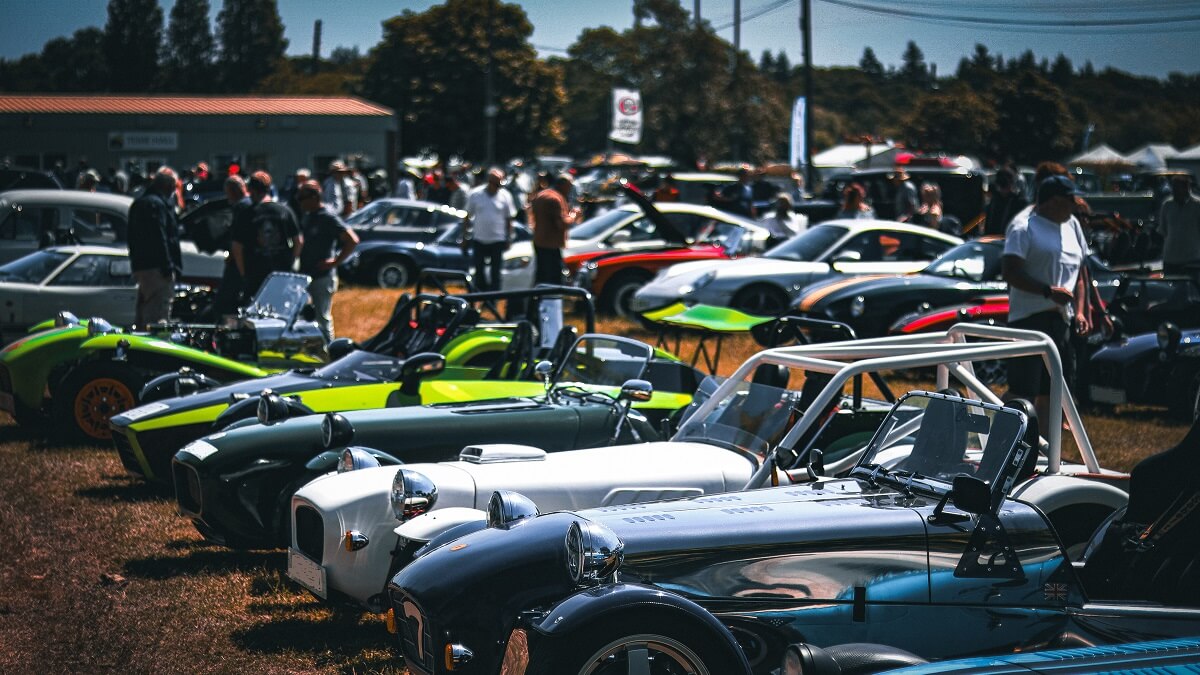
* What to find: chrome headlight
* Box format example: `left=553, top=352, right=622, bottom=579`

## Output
left=321, top=412, right=354, bottom=449
left=86, top=317, right=115, bottom=336
left=564, top=520, right=623, bottom=586
left=256, top=391, right=288, bottom=425
left=55, top=311, right=80, bottom=328
left=1158, top=321, right=1182, bottom=354
left=677, top=271, right=715, bottom=295
left=849, top=295, right=866, bottom=318
left=485, top=490, right=539, bottom=530
left=391, top=468, right=438, bottom=522
left=503, top=255, right=531, bottom=270
left=337, top=446, right=380, bottom=473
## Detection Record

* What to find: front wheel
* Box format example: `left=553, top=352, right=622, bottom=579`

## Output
left=531, top=617, right=739, bottom=675
left=731, top=284, right=788, bottom=316
left=54, top=362, right=145, bottom=443
left=374, top=257, right=415, bottom=288
left=605, top=273, right=653, bottom=318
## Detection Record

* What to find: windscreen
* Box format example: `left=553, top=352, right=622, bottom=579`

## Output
left=554, top=337, right=652, bottom=387
left=923, top=241, right=1002, bottom=281
left=673, top=373, right=801, bottom=462
left=763, top=224, right=846, bottom=261
left=567, top=209, right=633, bottom=240
left=312, top=350, right=404, bottom=382
left=0, top=250, right=71, bottom=283
left=853, top=393, right=1025, bottom=493
left=246, top=273, right=310, bottom=321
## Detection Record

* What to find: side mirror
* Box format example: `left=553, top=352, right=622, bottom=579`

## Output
left=607, top=229, right=632, bottom=245
left=618, top=379, right=653, bottom=402
left=398, top=352, right=446, bottom=397
left=534, top=360, right=554, bottom=384
left=950, top=475, right=992, bottom=515
left=327, top=337, right=358, bottom=360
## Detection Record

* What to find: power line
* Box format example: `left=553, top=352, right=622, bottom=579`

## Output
left=818, top=0, right=1200, bottom=27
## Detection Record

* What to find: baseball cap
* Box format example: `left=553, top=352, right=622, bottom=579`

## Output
left=297, top=179, right=322, bottom=199
left=1037, top=174, right=1083, bottom=203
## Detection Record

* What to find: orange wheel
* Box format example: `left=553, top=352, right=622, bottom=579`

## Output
left=72, top=377, right=136, bottom=441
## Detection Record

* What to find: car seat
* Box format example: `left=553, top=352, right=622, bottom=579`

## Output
left=484, top=320, right=534, bottom=380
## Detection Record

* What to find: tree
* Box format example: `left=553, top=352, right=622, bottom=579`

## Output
left=990, top=71, right=1077, bottom=163
left=161, top=0, right=216, bottom=91
left=217, top=0, right=288, bottom=91
left=41, top=28, right=109, bottom=92
left=361, top=0, right=564, bottom=159
left=859, top=47, right=884, bottom=80
left=103, top=0, right=162, bottom=91
left=900, top=40, right=928, bottom=87
left=902, top=84, right=996, bottom=155
left=1049, top=53, right=1073, bottom=86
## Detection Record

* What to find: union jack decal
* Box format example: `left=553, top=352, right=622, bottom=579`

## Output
left=1044, top=583, right=1069, bottom=601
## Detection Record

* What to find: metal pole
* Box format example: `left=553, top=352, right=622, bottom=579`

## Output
left=733, top=0, right=740, bottom=51
left=801, top=0, right=815, bottom=189
left=484, top=0, right=496, bottom=165
left=695, top=0, right=701, bottom=25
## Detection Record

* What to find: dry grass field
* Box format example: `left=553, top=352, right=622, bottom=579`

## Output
left=0, top=286, right=1190, bottom=673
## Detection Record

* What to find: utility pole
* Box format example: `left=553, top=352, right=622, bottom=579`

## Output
left=800, top=0, right=814, bottom=189
left=695, top=0, right=701, bottom=25
left=311, top=20, right=322, bottom=75
left=733, top=0, right=741, bottom=52
left=484, top=1, right=497, bottom=165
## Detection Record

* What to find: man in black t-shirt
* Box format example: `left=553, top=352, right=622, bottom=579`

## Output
left=231, top=171, right=303, bottom=298
left=296, top=180, right=358, bottom=340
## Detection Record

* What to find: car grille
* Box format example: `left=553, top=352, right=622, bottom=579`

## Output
left=1088, top=361, right=1124, bottom=387
left=396, top=594, right=435, bottom=675
left=173, top=463, right=203, bottom=516
left=294, top=505, right=324, bottom=564
left=111, top=429, right=143, bottom=476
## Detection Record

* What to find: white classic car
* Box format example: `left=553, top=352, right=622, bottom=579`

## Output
left=0, top=245, right=222, bottom=334
left=288, top=325, right=1129, bottom=612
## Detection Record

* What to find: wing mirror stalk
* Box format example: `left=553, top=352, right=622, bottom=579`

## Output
left=610, top=379, right=653, bottom=445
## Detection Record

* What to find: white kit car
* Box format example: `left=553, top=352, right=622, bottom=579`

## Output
left=288, top=325, right=1129, bottom=612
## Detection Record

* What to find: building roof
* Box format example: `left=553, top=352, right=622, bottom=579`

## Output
left=0, top=94, right=394, bottom=117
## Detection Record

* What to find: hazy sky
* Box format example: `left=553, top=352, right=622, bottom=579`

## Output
left=1, top=0, right=1197, bottom=78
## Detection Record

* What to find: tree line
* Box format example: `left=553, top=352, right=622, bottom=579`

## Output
left=2, top=0, right=1198, bottom=166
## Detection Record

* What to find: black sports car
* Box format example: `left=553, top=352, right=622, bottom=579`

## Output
left=340, top=222, right=532, bottom=288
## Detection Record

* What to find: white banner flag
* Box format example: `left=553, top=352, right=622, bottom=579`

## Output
left=609, top=88, right=642, bottom=145
left=789, top=96, right=806, bottom=169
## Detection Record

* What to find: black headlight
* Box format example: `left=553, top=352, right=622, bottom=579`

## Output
left=336, top=447, right=380, bottom=473
left=321, top=412, right=354, bottom=449
left=485, top=490, right=539, bottom=530
left=256, top=391, right=288, bottom=425
left=564, top=519, right=623, bottom=586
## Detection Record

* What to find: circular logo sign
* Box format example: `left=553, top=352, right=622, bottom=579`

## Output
left=618, top=97, right=640, bottom=116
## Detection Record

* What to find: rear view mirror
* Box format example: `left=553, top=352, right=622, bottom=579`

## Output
left=618, top=379, right=653, bottom=402
left=950, top=475, right=992, bottom=515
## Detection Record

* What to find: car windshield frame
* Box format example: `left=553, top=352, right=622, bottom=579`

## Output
left=849, top=391, right=1027, bottom=500
left=311, top=350, right=405, bottom=382
left=244, top=273, right=311, bottom=322
left=673, top=374, right=803, bottom=463
left=762, top=224, right=848, bottom=262
left=0, top=249, right=73, bottom=284
left=552, top=334, right=653, bottom=389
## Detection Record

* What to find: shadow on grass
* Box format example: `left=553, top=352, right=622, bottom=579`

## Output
left=231, top=615, right=392, bottom=657
left=123, top=549, right=284, bottom=580
left=76, top=480, right=172, bottom=503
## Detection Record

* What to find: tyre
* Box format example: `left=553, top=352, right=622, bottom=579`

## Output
left=54, top=362, right=145, bottom=443
left=374, top=257, right=415, bottom=288
left=531, top=615, right=740, bottom=675
left=731, top=284, right=788, bottom=316
left=1048, top=503, right=1115, bottom=562
left=605, top=272, right=654, bottom=318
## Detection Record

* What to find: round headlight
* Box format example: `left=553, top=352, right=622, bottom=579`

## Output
left=337, top=446, right=380, bottom=473
left=485, top=490, right=539, bottom=530
left=564, top=520, right=624, bottom=586
left=1158, top=321, right=1182, bottom=353
left=849, top=295, right=866, bottom=318
left=256, top=391, right=288, bottom=425
left=391, top=468, right=438, bottom=522
left=55, top=311, right=80, bottom=328
left=86, top=317, right=115, bottom=337
left=321, top=412, right=354, bottom=449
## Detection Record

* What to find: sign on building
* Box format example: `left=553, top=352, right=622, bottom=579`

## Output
left=108, top=131, right=179, bottom=152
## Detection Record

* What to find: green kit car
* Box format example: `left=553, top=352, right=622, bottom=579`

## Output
left=171, top=334, right=701, bottom=548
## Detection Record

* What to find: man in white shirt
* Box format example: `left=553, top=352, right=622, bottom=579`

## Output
left=463, top=168, right=516, bottom=291
left=1002, top=175, right=1091, bottom=423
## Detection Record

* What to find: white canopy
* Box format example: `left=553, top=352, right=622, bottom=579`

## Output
left=1069, top=144, right=1128, bottom=165
left=813, top=143, right=897, bottom=168
left=1125, top=143, right=1180, bottom=169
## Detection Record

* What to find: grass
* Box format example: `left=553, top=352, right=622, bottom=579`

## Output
left=0, top=286, right=1190, bottom=672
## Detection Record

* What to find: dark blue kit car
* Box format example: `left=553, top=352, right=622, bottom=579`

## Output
left=385, top=392, right=1200, bottom=675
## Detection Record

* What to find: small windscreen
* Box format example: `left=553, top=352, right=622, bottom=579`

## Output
left=555, top=337, right=652, bottom=387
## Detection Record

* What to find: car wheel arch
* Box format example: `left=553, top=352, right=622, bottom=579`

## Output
left=1011, top=475, right=1128, bottom=552
left=529, top=582, right=751, bottom=674
left=603, top=268, right=656, bottom=316
left=373, top=255, right=417, bottom=288
left=732, top=283, right=791, bottom=316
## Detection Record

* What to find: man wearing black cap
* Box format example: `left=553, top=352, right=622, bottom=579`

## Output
left=1002, top=174, right=1091, bottom=420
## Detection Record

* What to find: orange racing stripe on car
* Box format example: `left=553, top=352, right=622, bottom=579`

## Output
left=797, top=275, right=892, bottom=311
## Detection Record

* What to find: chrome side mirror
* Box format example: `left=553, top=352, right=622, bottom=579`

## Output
left=618, top=379, right=653, bottom=402
left=534, top=360, right=554, bottom=383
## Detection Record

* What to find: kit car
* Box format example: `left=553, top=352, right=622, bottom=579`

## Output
left=108, top=285, right=589, bottom=482
left=387, top=381, right=1196, bottom=675
left=309, top=325, right=1127, bottom=617
left=171, top=334, right=702, bottom=549
left=1089, top=322, right=1200, bottom=421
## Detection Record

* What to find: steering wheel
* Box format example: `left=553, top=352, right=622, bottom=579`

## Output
left=552, top=385, right=617, bottom=406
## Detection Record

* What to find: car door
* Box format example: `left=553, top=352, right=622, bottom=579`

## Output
left=42, top=253, right=137, bottom=325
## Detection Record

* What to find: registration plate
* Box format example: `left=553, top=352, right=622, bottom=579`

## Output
left=1089, top=385, right=1127, bottom=405
left=119, top=402, right=170, bottom=421
left=287, top=549, right=326, bottom=598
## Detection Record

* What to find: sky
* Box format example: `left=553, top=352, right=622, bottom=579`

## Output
left=0, top=0, right=1197, bottom=78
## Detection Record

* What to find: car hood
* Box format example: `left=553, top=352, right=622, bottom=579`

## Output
left=112, top=370, right=320, bottom=430
left=795, top=273, right=974, bottom=311
left=1091, top=328, right=1200, bottom=363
